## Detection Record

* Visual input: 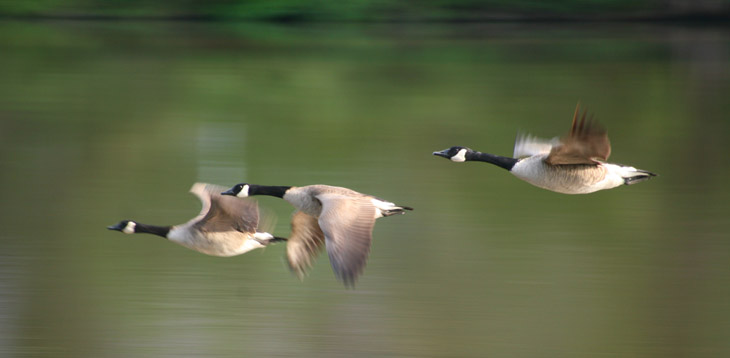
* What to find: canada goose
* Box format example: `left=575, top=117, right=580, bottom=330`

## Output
left=221, top=184, right=412, bottom=286
left=433, top=105, right=656, bottom=194
left=108, top=183, right=285, bottom=256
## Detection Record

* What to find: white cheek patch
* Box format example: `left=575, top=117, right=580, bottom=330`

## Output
left=451, top=148, right=467, bottom=162
left=123, top=221, right=136, bottom=234
left=236, top=184, right=250, bottom=198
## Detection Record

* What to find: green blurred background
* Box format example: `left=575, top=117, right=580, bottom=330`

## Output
left=1, top=6, right=729, bottom=358
left=0, top=0, right=728, bottom=20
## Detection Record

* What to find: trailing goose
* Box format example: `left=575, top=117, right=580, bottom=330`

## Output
left=221, top=183, right=412, bottom=286
left=433, top=105, right=656, bottom=194
left=108, top=183, right=285, bottom=256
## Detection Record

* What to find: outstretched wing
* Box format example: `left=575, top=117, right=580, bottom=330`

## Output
left=513, top=133, right=560, bottom=158
left=545, top=104, right=611, bottom=165
left=286, top=211, right=326, bottom=279
left=316, top=193, right=377, bottom=287
left=189, top=182, right=259, bottom=234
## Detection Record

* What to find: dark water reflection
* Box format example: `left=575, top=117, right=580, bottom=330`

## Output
left=1, top=21, right=729, bottom=357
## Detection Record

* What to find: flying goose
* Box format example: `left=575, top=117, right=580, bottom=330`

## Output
left=433, top=105, right=656, bottom=194
left=221, top=184, right=412, bottom=286
left=108, top=183, right=285, bottom=256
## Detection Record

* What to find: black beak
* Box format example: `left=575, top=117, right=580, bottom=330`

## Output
left=221, top=189, right=236, bottom=196
left=107, top=223, right=124, bottom=231
left=433, top=149, right=450, bottom=158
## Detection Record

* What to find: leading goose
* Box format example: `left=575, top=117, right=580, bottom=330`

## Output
left=108, top=183, right=285, bottom=256
left=433, top=105, right=656, bottom=194
left=221, top=184, right=413, bottom=287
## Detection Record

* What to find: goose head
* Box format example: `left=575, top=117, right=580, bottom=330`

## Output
left=433, top=146, right=472, bottom=162
left=221, top=183, right=250, bottom=198
left=107, top=220, right=137, bottom=234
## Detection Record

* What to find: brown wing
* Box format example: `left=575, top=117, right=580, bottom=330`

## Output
left=316, top=193, right=376, bottom=287
left=545, top=104, right=612, bottom=165
left=189, top=183, right=259, bottom=234
left=286, top=211, right=326, bottom=279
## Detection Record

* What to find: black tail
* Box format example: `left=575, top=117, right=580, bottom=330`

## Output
left=382, top=206, right=414, bottom=217
left=624, top=170, right=657, bottom=185
left=269, top=237, right=288, bottom=244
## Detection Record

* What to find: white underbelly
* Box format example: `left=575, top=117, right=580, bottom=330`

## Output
left=168, top=229, right=265, bottom=257
left=511, top=156, right=622, bottom=194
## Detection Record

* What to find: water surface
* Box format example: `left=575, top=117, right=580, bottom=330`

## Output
left=1, top=21, right=729, bottom=357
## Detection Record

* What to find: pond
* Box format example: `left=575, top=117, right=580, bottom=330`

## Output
left=0, top=20, right=729, bottom=357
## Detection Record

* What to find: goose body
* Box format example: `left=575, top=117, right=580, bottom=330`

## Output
left=433, top=105, right=656, bottom=194
left=222, top=183, right=412, bottom=286
left=108, top=183, right=284, bottom=256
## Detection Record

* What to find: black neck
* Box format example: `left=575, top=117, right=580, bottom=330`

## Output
left=135, top=223, right=171, bottom=238
left=249, top=185, right=291, bottom=198
left=467, top=151, right=518, bottom=171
